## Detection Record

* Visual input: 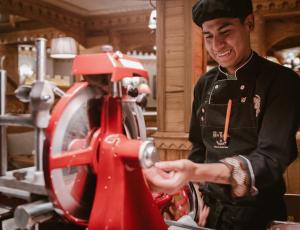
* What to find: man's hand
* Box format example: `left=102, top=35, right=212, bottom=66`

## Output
left=143, top=159, right=197, bottom=194
left=144, top=159, right=232, bottom=195
left=197, top=191, right=210, bottom=226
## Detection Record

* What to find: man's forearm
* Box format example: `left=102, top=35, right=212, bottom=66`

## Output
left=191, top=162, right=232, bottom=184
left=190, top=157, right=254, bottom=197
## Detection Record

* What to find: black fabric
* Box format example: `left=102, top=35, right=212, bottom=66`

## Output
left=188, top=52, right=300, bottom=228
left=202, top=189, right=287, bottom=230
left=201, top=77, right=258, bottom=163
left=192, top=0, right=253, bottom=27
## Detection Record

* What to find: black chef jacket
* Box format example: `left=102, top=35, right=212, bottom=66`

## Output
left=188, top=51, right=300, bottom=223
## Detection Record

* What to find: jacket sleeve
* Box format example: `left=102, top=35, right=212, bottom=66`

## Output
left=243, top=68, right=300, bottom=191
left=188, top=79, right=207, bottom=163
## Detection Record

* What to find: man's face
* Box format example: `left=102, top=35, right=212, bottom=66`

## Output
left=202, top=15, right=253, bottom=74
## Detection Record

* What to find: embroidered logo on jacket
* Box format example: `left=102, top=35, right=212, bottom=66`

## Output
left=253, top=94, right=261, bottom=117
left=213, top=131, right=229, bottom=149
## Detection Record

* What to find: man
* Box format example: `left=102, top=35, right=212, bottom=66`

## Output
left=145, top=0, right=300, bottom=229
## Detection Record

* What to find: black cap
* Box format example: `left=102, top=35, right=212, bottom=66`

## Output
left=192, top=0, right=253, bottom=27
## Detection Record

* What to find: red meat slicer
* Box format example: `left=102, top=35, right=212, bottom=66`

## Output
left=43, top=51, right=199, bottom=230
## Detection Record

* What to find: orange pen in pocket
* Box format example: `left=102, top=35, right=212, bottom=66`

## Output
left=223, top=99, right=232, bottom=143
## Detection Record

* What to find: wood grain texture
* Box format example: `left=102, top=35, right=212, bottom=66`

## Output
left=284, top=132, right=300, bottom=194
left=154, top=0, right=205, bottom=160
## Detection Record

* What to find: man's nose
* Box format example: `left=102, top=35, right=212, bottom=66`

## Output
left=212, top=36, right=225, bottom=52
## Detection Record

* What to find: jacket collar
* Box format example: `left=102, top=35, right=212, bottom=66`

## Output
left=217, top=51, right=261, bottom=81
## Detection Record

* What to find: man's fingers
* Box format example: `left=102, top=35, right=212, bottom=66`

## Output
left=155, top=160, right=186, bottom=171
left=202, top=206, right=210, bottom=226
left=198, top=206, right=210, bottom=227
left=150, top=172, right=186, bottom=194
left=143, top=161, right=191, bottom=194
left=154, top=161, right=177, bottom=171
left=144, top=166, right=171, bottom=179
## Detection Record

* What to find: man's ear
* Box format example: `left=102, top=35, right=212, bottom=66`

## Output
left=244, top=14, right=255, bottom=31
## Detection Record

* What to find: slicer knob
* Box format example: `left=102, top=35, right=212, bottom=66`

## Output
left=139, top=141, right=159, bottom=168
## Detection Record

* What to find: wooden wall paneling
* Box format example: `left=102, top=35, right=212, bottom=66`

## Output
left=0, top=45, right=18, bottom=94
left=164, top=0, right=185, bottom=133
left=86, top=10, right=150, bottom=33
left=265, top=18, right=300, bottom=52
left=192, top=23, right=206, bottom=84
left=165, top=35, right=185, bottom=52
left=165, top=67, right=184, bottom=92
left=85, top=10, right=153, bottom=52
left=0, top=0, right=153, bottom=51
left=156, top=0, right=166, bottom=132
left=184, top=0, right=206, bottom=133
left=159, top=149, right=167, bottom=163
left=285, top=156, right=300, bottom=194
left=118, top=29, right=155, bottom=53
left=254, top=0, right=300, bottom=17
left=251, top=0, right=300, bottom=55
left=251, top=14, right=266, bottom=56
left=0, top=28, right=64, bottom=46
left=284, top=134, right=300, bottom=194
left=85, top=36, right=110, bottom=50
left=154, top=0, right=205, bottom=161
left=165, top=93, right=185, bottom=132
left=153, top=131, right=192, bottom=161
left=0, top=0, right=85, bottom=44
left=108, top=31, right=121, bottom=51
left=165, top=50, right=185, bottom=68
left=184, top=0, right=193, bottom=133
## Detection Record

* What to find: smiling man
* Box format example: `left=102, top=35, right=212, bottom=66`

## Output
left=144, top=0, right=300, bottom=229
left=202, top=17, right=253, bottom=75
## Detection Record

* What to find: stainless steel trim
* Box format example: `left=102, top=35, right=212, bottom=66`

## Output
left=0, top=69, right=7, bottom=175
left=35, top=38, right=47, bottom=172
left=35, top=38, right=47, bottom=82
left=14, top=200, right=54, bottom=229
left=35, top=129, right=44, bottom=171
left=0, top=114, right=33, bottom=127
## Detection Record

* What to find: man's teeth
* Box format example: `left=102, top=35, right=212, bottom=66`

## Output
left=217, top=50, right=231, bottom=57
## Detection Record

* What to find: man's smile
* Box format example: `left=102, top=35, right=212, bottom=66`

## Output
left=216, top=49, right=232, bottom=58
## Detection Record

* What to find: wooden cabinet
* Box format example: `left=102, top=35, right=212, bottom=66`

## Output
left=284, top=132, right=300, bottom=194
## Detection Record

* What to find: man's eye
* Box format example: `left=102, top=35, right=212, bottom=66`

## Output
left=221, top=30, right=230, bottom=36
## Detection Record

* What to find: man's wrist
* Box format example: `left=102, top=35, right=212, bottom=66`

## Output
left=191, top=162, right=231, bottom=184
left=220, top=156, right=252, bottom=197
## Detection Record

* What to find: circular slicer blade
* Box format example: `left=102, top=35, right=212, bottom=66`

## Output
left=44, top=83, right=147, bottom=225
left=44, top=83, right=102, bottom=225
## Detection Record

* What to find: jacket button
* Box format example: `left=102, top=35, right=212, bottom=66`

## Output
left=240, top=85, right=245, bottom=90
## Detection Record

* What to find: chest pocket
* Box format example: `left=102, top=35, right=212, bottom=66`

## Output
left=199, top=79, right=258, bottom=162
left=203, top=101, right=257, bottom=128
